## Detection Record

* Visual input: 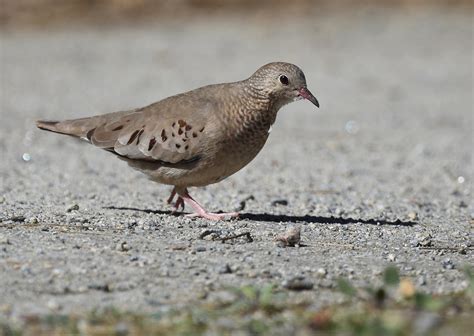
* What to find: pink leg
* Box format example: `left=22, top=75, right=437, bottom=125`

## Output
left=177, top=188, right=239, bottom=221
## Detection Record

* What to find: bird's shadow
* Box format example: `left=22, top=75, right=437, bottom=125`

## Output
left=104, top=206, right=416, bottom=226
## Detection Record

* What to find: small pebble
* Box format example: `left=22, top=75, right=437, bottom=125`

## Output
left=282, top=277, right=314, bottom=291
left=170, top=244, right=188, bottom=251
left=316, top=268, right=327, bottom=278
left=116, top=241, right=130, bottom=252
left=274, top=226, right=301, bottom=247
left=217, top=264, right=232, bottom=274
left=442, top=258, right=455, bottom=270
left=26, top=217, right=39, bottom=224
left=417, top=276, right=427, bottom=286
left=271, top=199, right=288, bottom=206
left=22, top=153, right=31, bottom=162
left=194, top=246, right=207, bottom=252
left=413, top=233, right=432, bottom=247
left=0, top=236, right=10, bottom=245
left=66, top=204, right=79, bottom=212
left=457, top=245, right=467, bottom=255
left=247, top=271, right=258, bottom=278
left=46, top=299, right=60, bottom=311
left=407, top=212, right=418, bottom=221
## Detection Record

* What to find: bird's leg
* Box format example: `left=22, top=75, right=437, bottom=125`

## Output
left=177, top=188, right=239, bottom=221
left=167, top=187, right=177, bottom=204
left=168, top=187, right=185, bottom=213
left=174, top=197, right=185, bottom=212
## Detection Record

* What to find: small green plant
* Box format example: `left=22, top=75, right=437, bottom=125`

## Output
left=315, top=266, right=474, bottom=335
left=2, top=266, right=472, bottom=335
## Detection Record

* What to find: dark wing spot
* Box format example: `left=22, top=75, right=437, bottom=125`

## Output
left=182, top=138, right=187, bottom=142
left=192, top=132, right=197, bottom=138
left=185, top=145, right=189, bottom=150
left=127, top=130, right=140, bottom=145
left=199, top=127, right=205, bottom=132
left=161, top=129, right=168, bottom=142
left=175, top=144, right=181, bottom=149
left=148, top=137, right=157, bottom=150
left=112, top=125, right=124, bottom=131
left=178, top=128, right=183, bottom=135
left=136, top=129, right=144, bottom=145
left=178, top=120, right=186, bottom=127
left=171, top=132, right=175, bottom=137
left=172, top=122, right=176, bottom=127
left=185, top=125, right=192, bottom=131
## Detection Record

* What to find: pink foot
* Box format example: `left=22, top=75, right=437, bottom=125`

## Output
left=176, top=187, right=239, bottom=221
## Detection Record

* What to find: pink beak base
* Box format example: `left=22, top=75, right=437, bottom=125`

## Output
left=298, top=87, right=319, bottom=108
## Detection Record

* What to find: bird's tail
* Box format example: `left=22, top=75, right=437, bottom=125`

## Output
left=36, top=118, right=96, bottom=139
left=36, top=120, right=62, bottom=133
left=37, top=110, right=133, bottom=141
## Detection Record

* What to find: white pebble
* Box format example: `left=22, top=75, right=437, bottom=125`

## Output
left=316, top=268, right=327, bottom=277
left=22, top=153, right=31, bottom=162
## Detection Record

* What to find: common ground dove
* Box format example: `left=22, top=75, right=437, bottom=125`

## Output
left=36, top=62, right=319, bottom=220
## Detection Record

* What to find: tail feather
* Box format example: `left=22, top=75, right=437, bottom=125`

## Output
left=36, top=110, right=133, bottom=140
left=36, top=117, right=97, bottom=139
left=36, top=120, right=62, bottom=133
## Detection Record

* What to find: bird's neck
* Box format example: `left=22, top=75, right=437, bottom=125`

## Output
left=238, top=87, right=277, bottom=129
left=217, top=81, right=280, bottom=141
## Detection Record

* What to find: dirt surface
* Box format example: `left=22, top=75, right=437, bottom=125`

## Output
left=0, top=6, right=472, bottom=319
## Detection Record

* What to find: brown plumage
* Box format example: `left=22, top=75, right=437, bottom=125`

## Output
left=37, top=62, right=319, bottom=220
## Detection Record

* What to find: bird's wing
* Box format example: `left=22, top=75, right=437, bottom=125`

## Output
left=87, top=96, right=215, bottom=165
left=36, top=85, right=226, bottom=168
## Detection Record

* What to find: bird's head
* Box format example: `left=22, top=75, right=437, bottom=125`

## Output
left=248, top=62, right=319, bottom=109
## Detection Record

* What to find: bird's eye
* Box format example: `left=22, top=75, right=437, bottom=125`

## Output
left=279, top=75, right=289, bottom=85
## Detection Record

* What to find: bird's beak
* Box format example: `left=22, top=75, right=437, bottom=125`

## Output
left=298, top=87, right=319, bottom=108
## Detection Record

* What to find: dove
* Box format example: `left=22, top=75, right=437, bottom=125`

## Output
left=36, top=62, right=319, bottom=220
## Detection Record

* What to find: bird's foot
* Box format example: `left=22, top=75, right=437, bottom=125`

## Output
left=185, top=211, right=239, bottom=221
left=176, top=187, right=238, bottom=221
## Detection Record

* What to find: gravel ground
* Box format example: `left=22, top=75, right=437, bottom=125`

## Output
left=0, top=6, right=472, bottom=319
